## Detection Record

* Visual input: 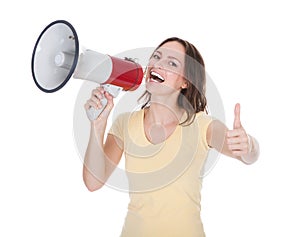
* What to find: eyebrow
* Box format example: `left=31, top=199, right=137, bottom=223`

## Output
left=154, top=50, right=162, bottom=56
left=155, top=50, right=182, bottom=64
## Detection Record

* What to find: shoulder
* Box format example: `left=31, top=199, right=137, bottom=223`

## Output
left=188, top=111, right=215, bottom=150
left=206, top=117, right=228, bottom=149
left=112, top=111, right=131, bottom=122
left=109, top=109, right=144, bottom=142
left=111, top=109, right=143, bottom=127
left=181, top=111, right=214, bottom=133
left=195, top=111, right=214, bottom=125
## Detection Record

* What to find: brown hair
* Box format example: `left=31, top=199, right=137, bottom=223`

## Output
left=139, top=37, right=207, bottom=125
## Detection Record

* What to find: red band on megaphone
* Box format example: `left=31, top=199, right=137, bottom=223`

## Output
left=107, top=56, right=143, bottom=91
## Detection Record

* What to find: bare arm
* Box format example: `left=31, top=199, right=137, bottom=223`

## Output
left=82, top=87, right=123, bottom=191
left=83, top=128, right=123, bottom=191
left=206, top=103, right=259, bottom=164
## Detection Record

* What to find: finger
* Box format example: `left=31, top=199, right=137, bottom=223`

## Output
left=234, top=103, right=242, bottom=129
left=232, top=150, right=248, bottom=156
left=91, top=88, right=108, bottom=107
left=84, top=102, right=90, bottom=111
left=227, top=136, right=248, bottom=145
left=91, top=94, right=102, bottom=104
left=104, top=91, right=113, bottom=102
left=227, top=128, right=246, bottom=138
left=228, top=143, right=248, bottom=151
left=97, top=96, right=114, bottom=119
left=87, top=95, right=102, bottom=110
left=96, top=86, right=105, bottom=95
left=85, top=99, right=102, bottom=110
left=92, top=89, right=103, bottom=100
left=103, top=92, right=114, bottom=110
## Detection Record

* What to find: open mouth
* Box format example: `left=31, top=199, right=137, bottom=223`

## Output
left=150, top=71, right=165, bottom=83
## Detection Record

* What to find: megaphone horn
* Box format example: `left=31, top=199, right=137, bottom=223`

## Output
left=31, top=20, right=144, bottom=120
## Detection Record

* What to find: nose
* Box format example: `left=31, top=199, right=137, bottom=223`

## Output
left=153, top=58, right=166, bottom=69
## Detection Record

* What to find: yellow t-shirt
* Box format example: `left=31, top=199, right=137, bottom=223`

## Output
left=109, top=109, right=213, bottom=237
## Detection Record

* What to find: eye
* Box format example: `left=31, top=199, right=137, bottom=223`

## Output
left=152, top=52, right=160, bottom=60
left=168, top=61, right=178, bottom=67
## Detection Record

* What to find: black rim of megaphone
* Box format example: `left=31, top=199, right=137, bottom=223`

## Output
left=31, top=20, right=79, bottom=93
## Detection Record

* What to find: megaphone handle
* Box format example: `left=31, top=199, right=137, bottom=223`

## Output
left=87, top=97, right=108, bottom=120
left=87, top=84, right=122, bottom=121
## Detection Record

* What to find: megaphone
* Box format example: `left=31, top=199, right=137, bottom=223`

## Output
left=31, top=20, right=144, bottom=120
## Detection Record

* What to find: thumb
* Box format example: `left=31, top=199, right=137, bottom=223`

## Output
left=234, top=103, right=242, bottom=129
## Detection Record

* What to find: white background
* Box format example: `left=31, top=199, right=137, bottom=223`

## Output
left=1, top=0, right=299, bottom=236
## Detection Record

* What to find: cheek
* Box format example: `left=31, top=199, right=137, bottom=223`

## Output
left=144, top=67, right=151, bottom=82
left=165, top=72, right=185, bottom=88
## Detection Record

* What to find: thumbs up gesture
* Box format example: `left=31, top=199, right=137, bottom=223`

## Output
left=226, top=103, right=252, bottom=158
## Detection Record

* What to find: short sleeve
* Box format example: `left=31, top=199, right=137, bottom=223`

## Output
left=196, top=112, right=214, bottom=150
left=108, top=112, right=130, bottom=142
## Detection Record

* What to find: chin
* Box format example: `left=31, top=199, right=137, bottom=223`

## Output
left=145, top=81, right=158, bottom=94
left=145, top=81, right=178, bottom=96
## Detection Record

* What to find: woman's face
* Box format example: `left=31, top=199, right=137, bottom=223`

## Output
left=145, top=41, right=187, bottom=95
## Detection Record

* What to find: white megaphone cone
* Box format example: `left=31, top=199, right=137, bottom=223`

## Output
left=31, top=20, right=144, bottom=120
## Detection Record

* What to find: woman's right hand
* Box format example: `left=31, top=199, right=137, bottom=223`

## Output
left=84, top=86, right=114, bottom=122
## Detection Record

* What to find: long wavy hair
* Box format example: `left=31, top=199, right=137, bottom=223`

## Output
left=139, top=37, right=207, bottom=126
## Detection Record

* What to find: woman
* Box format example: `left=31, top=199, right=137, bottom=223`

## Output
left=83, top=37, right=259, bottom=237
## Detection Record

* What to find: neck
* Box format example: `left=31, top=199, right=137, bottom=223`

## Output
left=146, top=101, right=184, bottom=125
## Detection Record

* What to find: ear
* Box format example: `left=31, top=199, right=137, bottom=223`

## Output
left=181, top=80, right=188, bottom=89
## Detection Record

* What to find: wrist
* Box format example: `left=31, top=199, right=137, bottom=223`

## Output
left=241, top=134, right=259, bottom=164
left=247, top=134, right=253, bottom=153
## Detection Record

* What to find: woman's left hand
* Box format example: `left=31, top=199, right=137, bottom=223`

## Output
left=226, top=103, right=251, bottom=157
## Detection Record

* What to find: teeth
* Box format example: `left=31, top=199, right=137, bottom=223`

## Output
left=150, top=71, right=164, bottom=83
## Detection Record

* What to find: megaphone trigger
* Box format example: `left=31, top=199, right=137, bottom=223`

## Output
left=86, top=84, right=122, bottom=121
left=86, top=100, right=107, bottom=121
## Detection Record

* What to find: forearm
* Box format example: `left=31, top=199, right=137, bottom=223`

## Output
left=83, top=123, right=107, bottom=191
